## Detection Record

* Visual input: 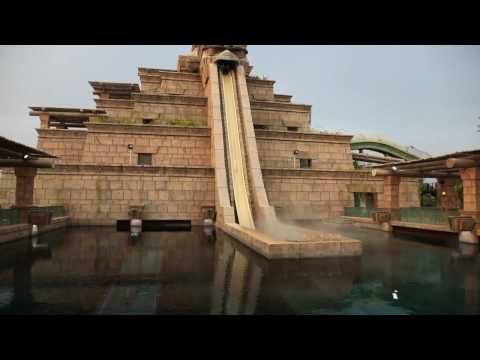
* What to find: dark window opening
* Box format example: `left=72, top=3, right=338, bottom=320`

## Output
left=287, top=126, right=299, bottom=132
left=143, top=118, right=153, bottom=125
left=299, top=159, right=312, bottom=169
left=354, top=192, right=377, bottom=208
left=354, top=193, right=361, bottom=207
left=254, top=124, right=268, bottom=130
left=138, top=153, right=152, bottom=166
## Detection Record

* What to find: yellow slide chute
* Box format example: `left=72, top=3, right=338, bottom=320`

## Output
left=220, top=71, right=255, bottom=230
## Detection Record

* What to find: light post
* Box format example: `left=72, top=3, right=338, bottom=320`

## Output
left=293, top=149, right=299, bottom=169
left=128, top=144, right=133, bottom=165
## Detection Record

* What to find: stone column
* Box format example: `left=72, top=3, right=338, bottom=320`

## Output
left=39, top=114, right=50, bottom=129
left=460, top=167, right=480, bottom=221
left=383, top=175, right=400, bottom=211
left=15, top=167, right=37, bottom=207
left=15, top=167, right=37, bottom=223
left=437, top=178, right=459, bottom=210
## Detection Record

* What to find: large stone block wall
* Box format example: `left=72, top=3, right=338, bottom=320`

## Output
left=132, top=95, right=207, bottom=126
left=262, top=169, right=420, bottom=219
left=36, top=130, right=87, bottom=164
left=1, top=166, right=419, bottom=223
left=399, top=178, right=421, bottom=207
left=32, top=166, right=215, bottom=225
left=93, top=99, right=134, bottom=118
left=246, top=79, right=275, bottom=101
left=251, top=105, right=310, bottom=131
left=94, top=96, right=208, bottom=126
left=0, top=170, right=16, bottom=207
left=138, top=69, right=204, bottom=97
left=37, top=126, right=211, bottom=167
left=256, top=131, right=354, bottom=171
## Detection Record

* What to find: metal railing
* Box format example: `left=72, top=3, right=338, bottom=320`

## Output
left=344, top=207, right=384, bottom=218
left=392, top=207, right=460, bottom=226
left=0, top=205, right=65, bottom=226
left=29, top=205, right=65, bottom=218
left=0, top=208, right=21, bottom=226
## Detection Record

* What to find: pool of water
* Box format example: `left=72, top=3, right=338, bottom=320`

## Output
left=0, top=223, right=478, bottom=315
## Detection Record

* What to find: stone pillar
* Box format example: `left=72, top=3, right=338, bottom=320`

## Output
left=15, top=167, right=37, bottom=223
left=383, top=175, right=400, bottom=212
left=437, top=178, right=458, bottom=210
left=39, top=114, right=50, bottom=129
left=15, top=167, right=36, bottom=207
left=460, top=168, right=480, bottom=221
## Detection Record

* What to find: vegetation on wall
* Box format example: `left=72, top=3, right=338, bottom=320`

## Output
left=92, top=116, right=200, bottom=127
left=165, top=119, right=195, bottom=127
left=250, top=74, right=269, bottom=80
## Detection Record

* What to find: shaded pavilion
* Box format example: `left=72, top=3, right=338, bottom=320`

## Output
left=0, top=136, right=55, bottom=219
left=369, top=149, right=480, bottom=243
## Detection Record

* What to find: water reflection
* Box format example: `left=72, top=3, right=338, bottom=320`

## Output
left=0, top=223, right=478, bottom=315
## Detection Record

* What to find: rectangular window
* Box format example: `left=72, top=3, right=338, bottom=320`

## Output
left=137, top=153, right=152, bottom=166
left=254, top=124, right=268, bottom=130
left=287, top=126, right=299, bottom=132
left=143, top=118, right=153, bottom=125
left=299, top=159, right=312, bottom=169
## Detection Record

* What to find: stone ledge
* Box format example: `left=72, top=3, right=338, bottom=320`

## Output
left=219, top=222, right=361, bottom=259
left=262, top=168, right=381, bottom=180
left=94, top=98, right=134, bottom=109
left=86, top=123, right=210, bottom=137
left=132, top=93, right=207, bottom=106
left=0, top=224, right=31, bottom=244
left=37, top=216, right=68, bottom=235
left=0, top=217, right=68, bottom=245
left=138, top=68, right=202, bottom=81
left=36, top=128, right=88, bottom=138
left=255, top=129, right=353, bottom=143
left=251, top=100, right=311, bottom=112
left=37, top=164, right=215, bottom=177
left=391, top=220, right=456, bottom=233
left=246, top=78, right=276, bottom=86
left=341, top=216, right=374, bottom=224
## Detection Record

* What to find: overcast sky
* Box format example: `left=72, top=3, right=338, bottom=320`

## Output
left=1, top=45, right=479, bottom=156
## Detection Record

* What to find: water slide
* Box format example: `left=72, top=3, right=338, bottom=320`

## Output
left=207, top=53, right=361, bottom=257
left=351, top=134, right=428, bottom=161
left=219, top=71, right=255, bottom=229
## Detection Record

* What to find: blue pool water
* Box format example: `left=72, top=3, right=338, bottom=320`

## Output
left=0, top=223, right=478, bottom=315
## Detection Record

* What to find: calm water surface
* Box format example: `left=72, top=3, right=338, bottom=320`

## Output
left=0, top=223, right=478, bottom=315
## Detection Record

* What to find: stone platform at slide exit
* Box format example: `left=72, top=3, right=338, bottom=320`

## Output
left=219, top=222, right=362, bottom=259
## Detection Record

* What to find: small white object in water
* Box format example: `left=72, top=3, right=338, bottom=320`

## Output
left=130, top=219, right=142, bottom=227
left=32, top=224, right=38, bottom=235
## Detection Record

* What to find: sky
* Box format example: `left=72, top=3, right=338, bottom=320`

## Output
left=0, top=45, right=479, bottom=156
